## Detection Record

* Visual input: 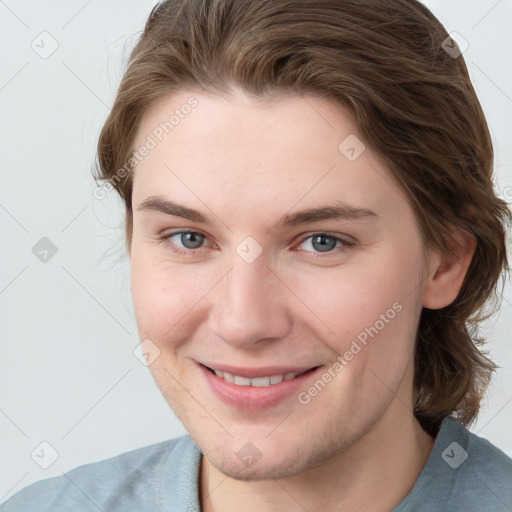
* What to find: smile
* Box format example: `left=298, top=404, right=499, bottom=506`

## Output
left=205, top=367, right=311, bottom=387
left=199, top=363, right=323, bottom=410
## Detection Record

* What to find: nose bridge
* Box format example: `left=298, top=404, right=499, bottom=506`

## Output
left=208, top=255, right=291, bottom=348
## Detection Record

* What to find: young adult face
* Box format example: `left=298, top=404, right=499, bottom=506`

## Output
left=129, top=86, right=465, bottom=480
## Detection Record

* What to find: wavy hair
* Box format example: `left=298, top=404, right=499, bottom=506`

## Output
left=94, top=0, right=510, bottom=434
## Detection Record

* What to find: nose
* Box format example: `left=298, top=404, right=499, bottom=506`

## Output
left=208, top=257, right=293, bottom=350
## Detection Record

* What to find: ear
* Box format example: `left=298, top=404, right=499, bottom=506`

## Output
left=422, top=227, right=476, bottom=310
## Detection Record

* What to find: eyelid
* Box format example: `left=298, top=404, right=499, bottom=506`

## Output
left=159, top=229, right=355, bottom=257
left=160, top=228, right=216, bottom=254
left=292, top=232, right=356, bottom=258
left=295, top=231, right=356, bottom=246
left=165, top=228, right=207, bottom=237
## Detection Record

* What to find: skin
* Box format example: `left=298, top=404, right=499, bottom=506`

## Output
left=129, top=86, right=475, bottom=511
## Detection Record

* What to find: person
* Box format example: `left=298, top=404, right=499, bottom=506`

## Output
left=2, top=0, right=511, bottom=510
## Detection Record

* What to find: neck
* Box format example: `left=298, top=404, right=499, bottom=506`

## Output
left=200, top=405, right=435, bottom=512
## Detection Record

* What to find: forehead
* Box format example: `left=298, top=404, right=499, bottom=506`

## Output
left=134, top=87, right=356, bottom=156
left=130, top=88, right=407, bottom=222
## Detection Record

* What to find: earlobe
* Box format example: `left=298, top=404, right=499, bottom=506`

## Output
left=422, top=227, right=477, bottom=310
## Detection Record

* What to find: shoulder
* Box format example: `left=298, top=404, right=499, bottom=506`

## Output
left=455, top=418, right=512, bottom=507
left=462, top=417, right=512, bottom=472
left=396, top=416, right=512, bottom=512
left=0, top=435, right=201, bottom=512
left=444, top=417, right=512, bottom=498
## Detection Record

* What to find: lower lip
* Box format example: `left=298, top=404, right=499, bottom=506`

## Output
left=199, top=363, right=322, bottom=410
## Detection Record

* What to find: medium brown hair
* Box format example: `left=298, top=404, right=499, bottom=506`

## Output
left=95, top=0, right=510, bottom=434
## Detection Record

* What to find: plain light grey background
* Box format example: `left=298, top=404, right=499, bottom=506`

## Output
left=0, top=0, right=511, bottom=502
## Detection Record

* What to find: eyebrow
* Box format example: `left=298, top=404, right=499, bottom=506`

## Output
left=138, top=196, right=208, bottom=223
left=137, top=195, right=378, bottom=228
left=274, top=203, right=378, bottom=228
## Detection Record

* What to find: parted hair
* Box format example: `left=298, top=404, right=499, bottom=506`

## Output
left=95, top=0, right=510, bottom=435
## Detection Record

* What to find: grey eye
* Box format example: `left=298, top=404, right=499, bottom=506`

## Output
left=179, top=232, right=205, bottom=249
left=310, top=234, right=338, bottom=252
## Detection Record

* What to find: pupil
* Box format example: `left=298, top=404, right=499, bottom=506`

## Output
left=181, top=232, right=204, bottom=249
left=312, top=235, right=336, bottom=252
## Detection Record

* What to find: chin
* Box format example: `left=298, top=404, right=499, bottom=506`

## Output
left=204, top=447, right=311, bottom=481
left=198, top=430, right=350, bottom=482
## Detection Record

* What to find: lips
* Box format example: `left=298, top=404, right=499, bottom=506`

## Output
left=200, top=363, right=319, bottom=379
left=198, top=362, right=322, bottom=410
left=202, top=364, right=316, bottom=387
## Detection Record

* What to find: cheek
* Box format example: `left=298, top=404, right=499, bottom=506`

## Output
left=290, top=246, right=424, bottom=361
left=289, top=249, right=424, bottom=419
left=130, top=246, right=219, bottom=345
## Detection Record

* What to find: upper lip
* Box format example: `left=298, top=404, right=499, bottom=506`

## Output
left=199, top=362, right=321, bottom=379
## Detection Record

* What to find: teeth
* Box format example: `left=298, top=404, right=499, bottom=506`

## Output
left=270, top=375, right=284, bottom=384
left=233, top=375, right=251, bottom=386
left=212, top=369, right=299, bottom=387
left=251, top=377, right=271, bottom=387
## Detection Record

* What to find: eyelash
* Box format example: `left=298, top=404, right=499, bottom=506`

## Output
left=294, top=233, right=354, bottom=258
left=159, top=229, right=355, bottom=258
left=158, top=230, right=215, bottom=256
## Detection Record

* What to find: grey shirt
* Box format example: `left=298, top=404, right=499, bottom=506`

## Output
left=1, top=416, right=511, bottom=511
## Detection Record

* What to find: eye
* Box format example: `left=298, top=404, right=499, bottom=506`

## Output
left=296, top=233, right=352, bottom=255
left=171, top=231, right=206, bottom=249
left=161, top=230, right=211, bottom=255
